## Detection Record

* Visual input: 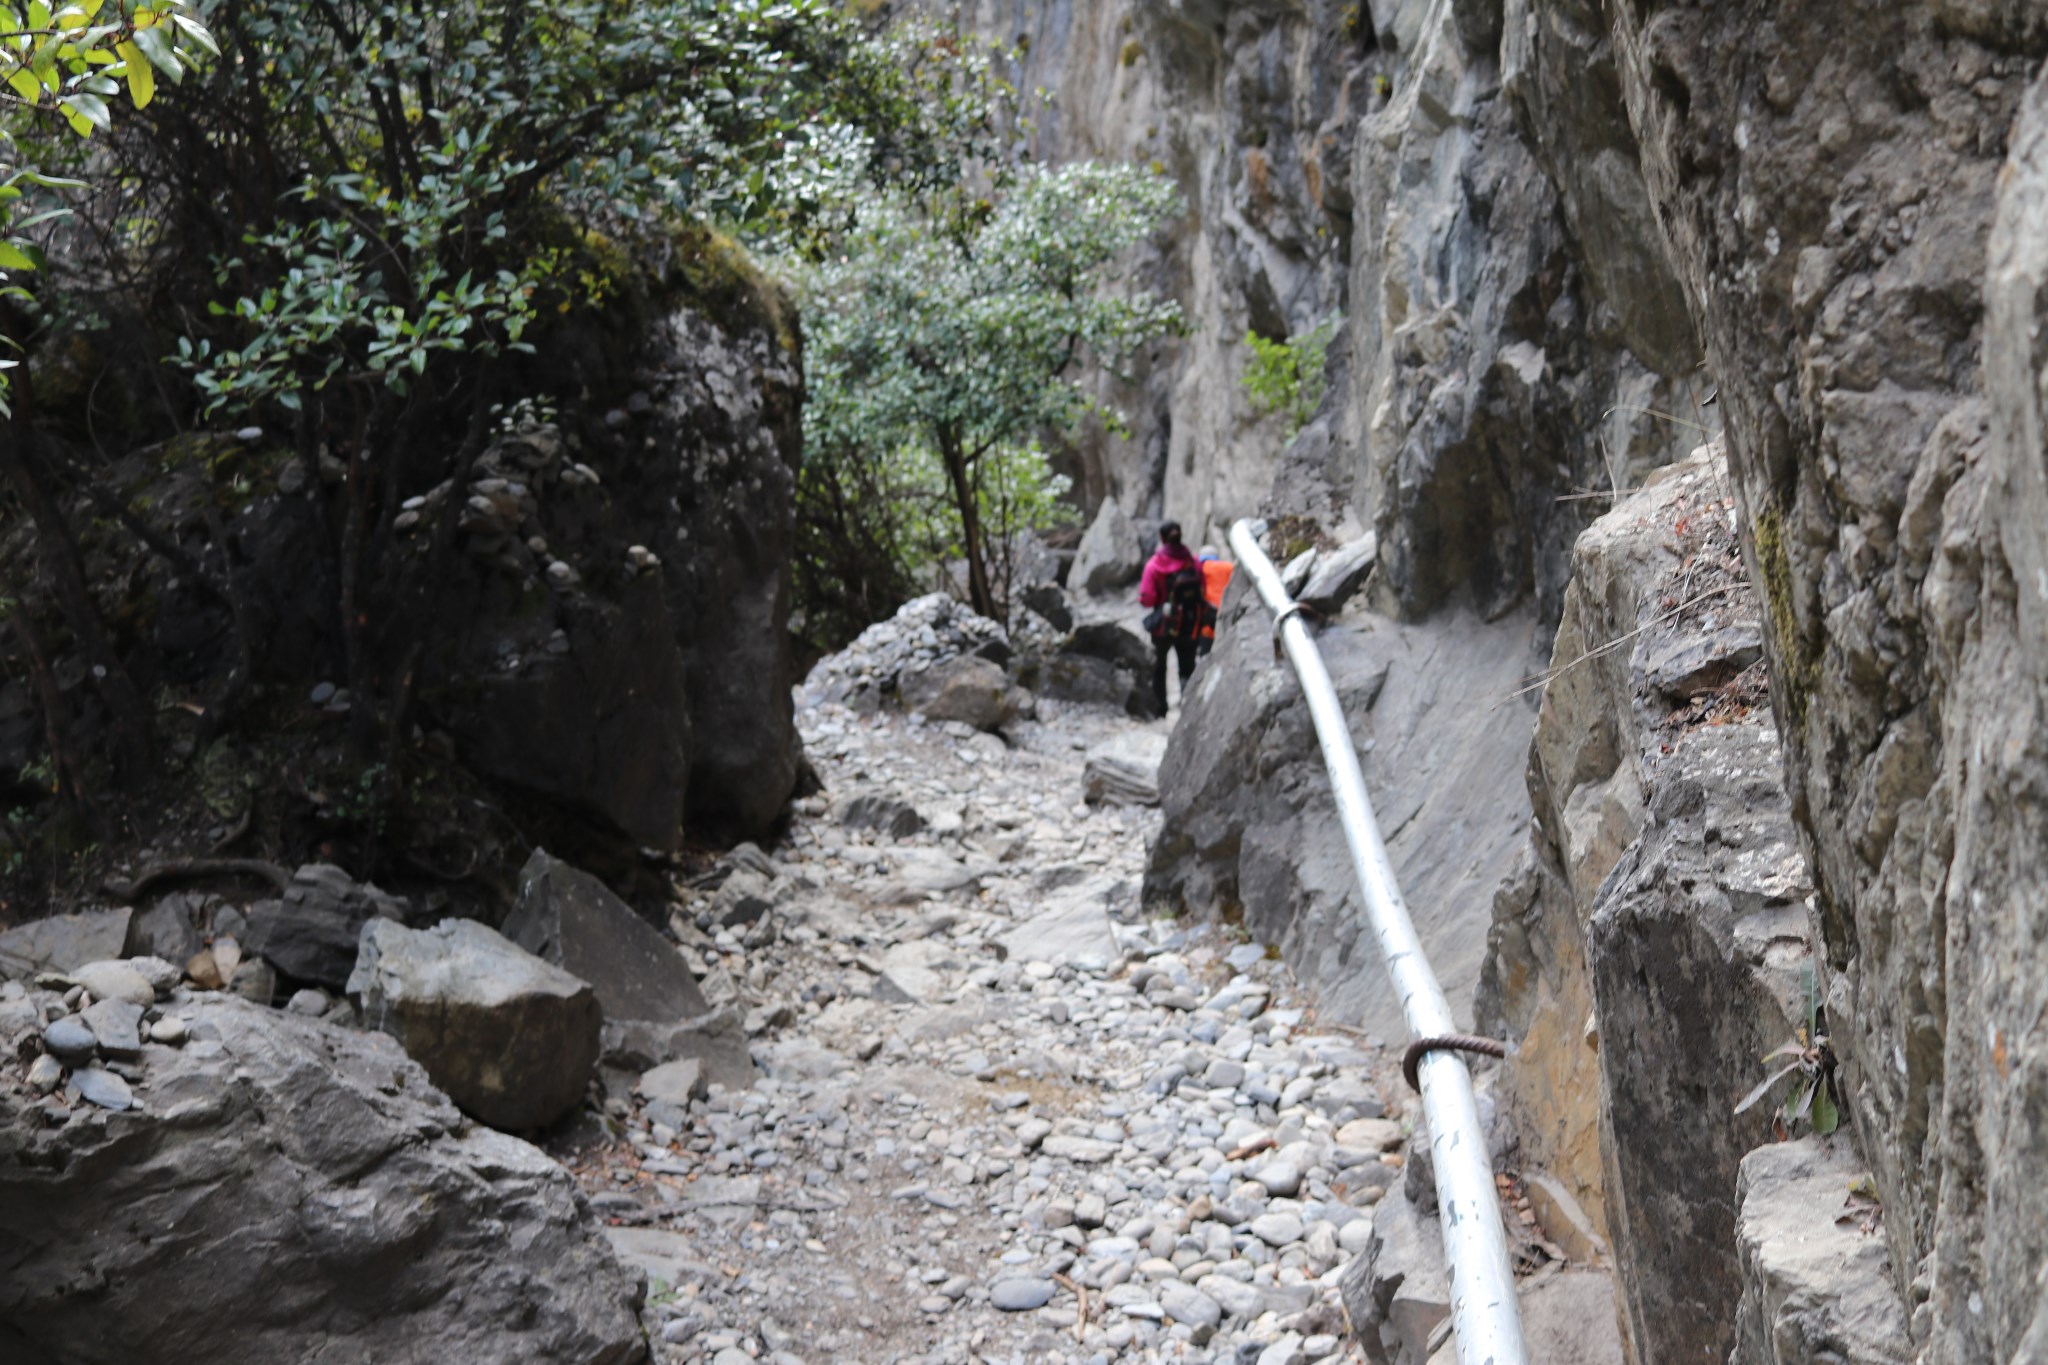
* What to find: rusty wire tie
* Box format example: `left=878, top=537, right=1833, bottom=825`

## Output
left=1401, top=1034, right=1508, bottom=1093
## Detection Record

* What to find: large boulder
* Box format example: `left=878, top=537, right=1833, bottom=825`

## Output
left=1145, top=583, right=1539, bottom=1038
left=1010, top=653, right=1156, bottom=719
left=1731, top=1139, right=1910, bottom=1365
left=1082, top=731, right=1170, bottom=808
left=1062, top=620, right=1154, bottom=676
left=1478, top=447, right=1813, bottom=1363
left=0, top=992, right=645, bottom=1364
left=348, top=919, right=601, bottom=1131
left=240, top=864, right=408, bottom=990
left=398, top=240, right=808, bottom=848
left=504, top=849, right=708, bottom=1024
left=898, top=655, right=1019, bottom=732
left=1603, top=9, right=2048, bottom=1360
left=0, top=908, right=131, bottom=979
left=1070, top=498, right=1145, bottom=596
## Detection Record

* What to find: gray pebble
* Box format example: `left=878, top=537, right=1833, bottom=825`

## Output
left=1250, top=1212, right=1304, bottom=1246
left=1158, top=1281, right=1222, bottom=1329
left=73, top=1067, right=134, bottom=1111
left=43, top=1016, right=97, bottom=1066
left=1203, top=1059, right=1247, bottom=1089
left=285, top=989, right=330, bottom=1017
left=989, top=1277, right=1056, bottom=1311
left=1249, top=1160, right=1301, bottom=1197
left=26, top=1053, right=63, bottom=1092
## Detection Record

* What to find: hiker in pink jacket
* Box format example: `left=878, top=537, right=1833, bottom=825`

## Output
left=1138, top=521, right=1202, bottom=712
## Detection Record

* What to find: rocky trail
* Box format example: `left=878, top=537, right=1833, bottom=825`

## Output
left=559, top=687, right=1420, bottom=1365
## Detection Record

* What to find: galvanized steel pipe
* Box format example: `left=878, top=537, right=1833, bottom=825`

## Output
left=1225, top=518, right=1528, bottom=1365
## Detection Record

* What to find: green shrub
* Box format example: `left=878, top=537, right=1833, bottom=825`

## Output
left=1242, top=314, right=1340, bottom=435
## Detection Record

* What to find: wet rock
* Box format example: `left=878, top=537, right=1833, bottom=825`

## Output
left=349, top=918, right=602, bottom=1131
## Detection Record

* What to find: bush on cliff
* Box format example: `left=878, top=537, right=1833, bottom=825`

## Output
left=790, top=161, right=1183, bottom=642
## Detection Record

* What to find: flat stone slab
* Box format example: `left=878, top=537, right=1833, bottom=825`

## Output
left=0, top=909, right=132, bottom=980
left=506, top=849, right=709, bottom=1024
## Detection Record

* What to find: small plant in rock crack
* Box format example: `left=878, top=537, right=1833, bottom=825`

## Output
left=1734, top=964, right=1840, bottom=1138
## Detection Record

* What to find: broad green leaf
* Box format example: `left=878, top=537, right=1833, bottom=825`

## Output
left=115, top=37, right=148, bottom=104
left=0, top=241, right=39, bottom=270
left=130, top=16, right=175, bottom=79
left=62, top=87, right=107, bottom=127
left=1811, top=1083, right=1839, bottom=1135
left=169, top=12, right=214, bottom=55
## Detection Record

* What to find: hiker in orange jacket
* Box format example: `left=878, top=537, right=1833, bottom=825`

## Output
left=1197, top=546, right=1234, bottom=657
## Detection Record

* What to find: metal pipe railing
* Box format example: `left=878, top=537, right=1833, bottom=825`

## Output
left=1226, top=518, right=1528, bottom=1365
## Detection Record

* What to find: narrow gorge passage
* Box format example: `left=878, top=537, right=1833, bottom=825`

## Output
left=557, top=669, right=1438, bottom=1365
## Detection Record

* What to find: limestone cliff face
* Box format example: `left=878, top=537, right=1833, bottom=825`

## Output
left=960, top=0, right=1366, bottom=541
left=1598, top=7, right=2048, bottom=1359
left=1120, top=0, right=2048, bottom=1362
left=1334, top=0, right=1707, bottom=623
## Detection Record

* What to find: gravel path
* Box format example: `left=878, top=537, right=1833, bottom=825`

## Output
left=564, top=694, right=1411, bottom=1365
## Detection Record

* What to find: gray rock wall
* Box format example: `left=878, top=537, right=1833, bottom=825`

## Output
left=1477, top=446, right=1838, bottom=1365
left=1144, top=575, right=1540, bottom=1038
left=1336, top=0, right=1707, bottom=624
left=1596, top=5, right=2048, bottom=1359
left=1111, top=0, right=2048, bottom=1358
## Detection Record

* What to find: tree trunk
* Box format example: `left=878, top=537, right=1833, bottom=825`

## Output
left=0, top=370, right=152, bottom=779
left=937, top=427, right=995, bottom=620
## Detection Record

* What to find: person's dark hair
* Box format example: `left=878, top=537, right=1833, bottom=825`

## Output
left=1159, top=520, right=1183, bottom=546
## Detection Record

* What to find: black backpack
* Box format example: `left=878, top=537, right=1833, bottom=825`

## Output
left=1163, top=567, right=1208, bottom=640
